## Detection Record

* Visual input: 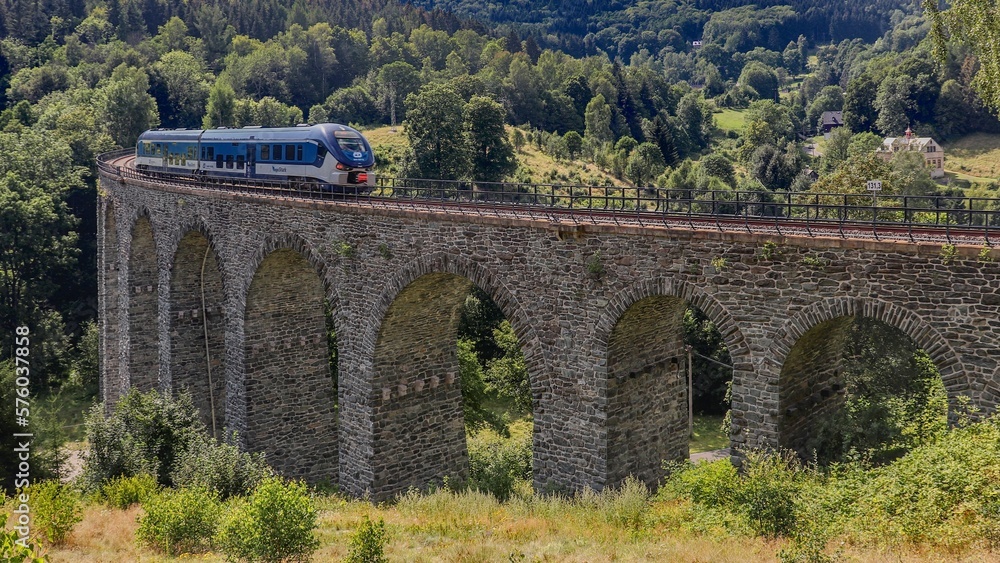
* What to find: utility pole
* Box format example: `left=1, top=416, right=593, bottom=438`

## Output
left=686, top=345, right=693, bottom=437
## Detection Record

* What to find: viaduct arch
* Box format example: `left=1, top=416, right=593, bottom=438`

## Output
left=98, top=169, right=999, bottom=500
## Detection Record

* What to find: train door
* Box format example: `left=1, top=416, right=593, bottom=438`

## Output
left=246, top=141, right=255, bottom=178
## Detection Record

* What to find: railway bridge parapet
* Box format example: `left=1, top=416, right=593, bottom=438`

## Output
left=98, top=164, right=1000, bottom=500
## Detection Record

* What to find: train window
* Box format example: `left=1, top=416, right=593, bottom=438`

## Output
left=285, top=145, right=294, bottom=161
left=226, top=155, right=233, bottom=169
left=216, top=154, right=223, bottom=168
left=317, top=145, right=327, bottom=158
left=236, top=155, right=245, bottom=169
left=297, top=145, right=303, bottom=161
left=187, top=146, right=196, bottom=158
left=335, top=133, right=366, bottom=154
left=207, top=147, right=214, bottom=160
left=155, top=144, right=162, bottom=156
left=261, top=144, right=270, bottom=160
left=273, top=144, right=281, bottom=160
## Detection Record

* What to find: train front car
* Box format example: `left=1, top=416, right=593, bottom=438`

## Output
left=314, top=123, right=376, bottom=190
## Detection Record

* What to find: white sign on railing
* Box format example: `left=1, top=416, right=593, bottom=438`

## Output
left=866, top=180, right=883, bottom=191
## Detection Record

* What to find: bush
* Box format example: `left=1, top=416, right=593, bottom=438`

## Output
left=0, top=523, right=46, bottom=562
left=660, top=449, right=806, bottom=538
left=82, top=389, right=205, bottom=490
left=25, top=480, right=82, bottom=546
left=98, top=473, right=159, bottom=509
left=215, top=477, right=319, bottom=562
left=171, top=434, right=273, bottom=500
left=136, top=486, right=221, bottom=555
left=734, top=450, right=804, bottom=537
left=345, top=516, right=388, bottom=563
left=601, top=476, right=650, bottom=530
left=467, top=425, right=532, bottom=501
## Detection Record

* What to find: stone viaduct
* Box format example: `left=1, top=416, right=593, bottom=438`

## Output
left=98, top=168, right=1000, bottom=500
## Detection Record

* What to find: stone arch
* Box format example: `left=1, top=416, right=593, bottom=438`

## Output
left=100, top=199, right=122, bottom=407
left=168, top=224, right=227, bottom=438
left=593, top=277, right=753, bottom=489
left=242, top=242, right=337, bottom=483
left=127, top=212, right=160, bottom=392
left=361, top=252, right=547, bottom=500
left=774, top=297, right=967, bottom=455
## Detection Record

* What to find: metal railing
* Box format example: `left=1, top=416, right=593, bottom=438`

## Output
left=98, top=150, right=1000, bottom=243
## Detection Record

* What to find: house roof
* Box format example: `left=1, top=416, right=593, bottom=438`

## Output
left=820, top=111, right=843, bottom=126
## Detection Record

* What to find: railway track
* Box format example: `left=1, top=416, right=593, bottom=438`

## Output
left=100, top=152, right=1000, bottom=246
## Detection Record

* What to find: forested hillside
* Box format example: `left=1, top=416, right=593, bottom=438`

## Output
left=407, top=0, right=924, bottom=58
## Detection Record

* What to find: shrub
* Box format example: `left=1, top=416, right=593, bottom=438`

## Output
left=82, top=389, right=205, bottom=490
left=215, top=477, right=319, bottom=562
left=601, top=476, right=650, bottom=530
left=25, top=480, right=82, bottom=546
left=467, top=426, right=532, bottom=501
left=0, top=523, right=46, bottom=562
left=171, top=434, right=273, bottom=500
left=734, top=450, right=804, bottom=537
left=345, top=516, right=388, bottom=563
left=136, top=486, right=221, bottom=555
left=660, top=449, right=807, bottom=538
left=98, top=473, right=159, bottom=509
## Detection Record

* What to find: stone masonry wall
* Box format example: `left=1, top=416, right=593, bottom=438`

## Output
left=99, top=202, right=121, bottom=407
left=371, top=273, right=472, bottom=501
left=606, top=295, right=688, bottom=488
left=169, top=232, right=227, bottom=436
left=128, top=216, right=159, bottom=392
left=778, top=317, right=852, bottom=455
left=99, top=171, right=1000, bottom=499
left=244, top=249, right=337, bottom=482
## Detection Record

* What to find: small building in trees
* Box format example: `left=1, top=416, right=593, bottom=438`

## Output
left=876, top=127, right=945, bottom=178
left=820, top=111, right=843, bottom=137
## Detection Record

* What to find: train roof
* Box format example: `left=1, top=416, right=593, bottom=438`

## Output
left=138, top=123, right=366, bottom=143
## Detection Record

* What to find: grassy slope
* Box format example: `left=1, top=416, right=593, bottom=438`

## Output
left=944, top=133, right=1000, bottom=182
left=714, top=109, right=746, bottom=133
left=360, top=124, right=626, bottom=186
left=44, top=493, right=1000, bottom=562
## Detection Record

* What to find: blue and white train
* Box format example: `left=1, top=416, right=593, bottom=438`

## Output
left=135, top=123, right=376, bottom=189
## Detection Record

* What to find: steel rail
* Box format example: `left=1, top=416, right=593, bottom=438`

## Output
left=98, top=151, right=1000, bottom=245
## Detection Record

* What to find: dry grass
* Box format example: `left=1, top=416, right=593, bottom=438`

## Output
left=359, top=124, right=626, bottom=187
left=26, top=492, right=1000, bottom=562
left=944, top=133, right=1000, bottom=181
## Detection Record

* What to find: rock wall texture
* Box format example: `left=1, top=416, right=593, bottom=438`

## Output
left=98, top=171, right=1000, bottom=500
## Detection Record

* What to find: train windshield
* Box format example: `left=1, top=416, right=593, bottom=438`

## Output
left=334, top=132, right=367, bottom=155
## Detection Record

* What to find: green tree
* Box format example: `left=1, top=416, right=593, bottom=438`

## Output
left=699, top=153, right=736, bottom=187
left=202, top=79, right=235, bottom=129
left=151, top=51, right=210, bottom=128
left=844, top=74, right=879, bottom=133
left=738, top=100, right=795, bottom=162
left=875, top=74, right=918, bottom=136
left=405, top=84, right=469, bottom=180
left=375, top=61, right=419, bottom=128
left=926, top=0, right=1000, bottom=113
left=464, top=96, right=516, bottom=183
left=934, top=80, right=971, bottom=140
left=625, top=142, right=667, bottom=187
left=564, top=130, right=583, bottom=159
left=738, top=61, right=779, bottom=102
left=98, top=65, right=159, bottom=147
left=484, top=321, right=531, bottom=414
left=323, top=86, right=378, bottom=125
left=0, top=129, right=83, bottom=361
left=584, top=93, right=614, bottom=146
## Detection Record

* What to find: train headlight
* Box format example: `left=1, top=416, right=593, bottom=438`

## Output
left=356, top=172, right=368, bottom=183
left=336, top=162, right=347, bottom=171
